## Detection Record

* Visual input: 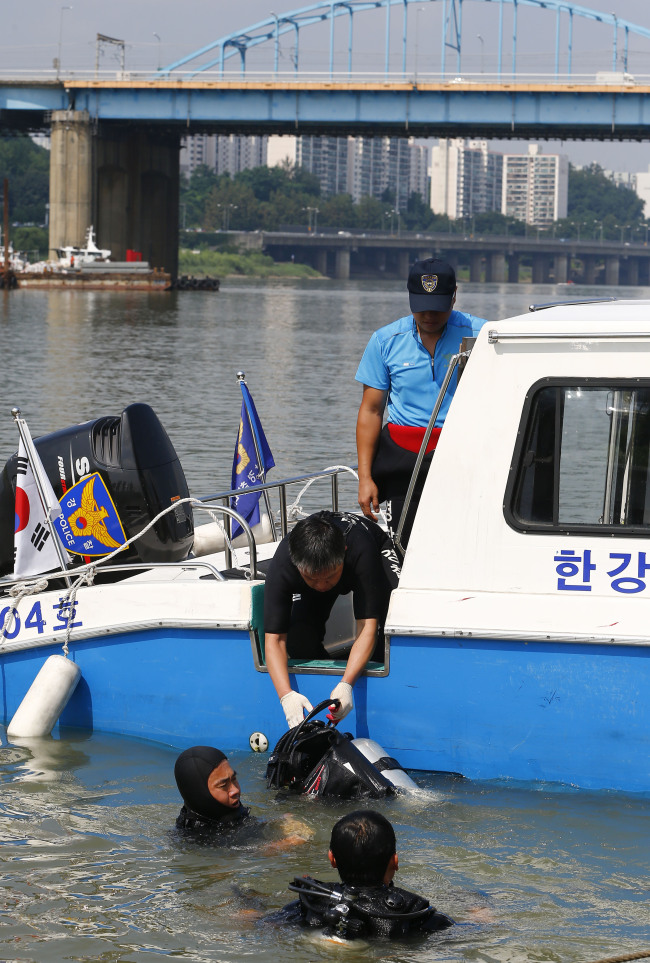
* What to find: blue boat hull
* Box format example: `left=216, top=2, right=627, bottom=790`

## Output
left=1, top=629, right=648, bottom=793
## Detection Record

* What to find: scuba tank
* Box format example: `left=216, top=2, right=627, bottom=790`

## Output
left=352, top=738, right=419, bottom=792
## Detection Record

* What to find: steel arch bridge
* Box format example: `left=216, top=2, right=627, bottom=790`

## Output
left=160, top=0, right=650, bottom=80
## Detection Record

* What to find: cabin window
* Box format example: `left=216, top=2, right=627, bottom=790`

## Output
left=508, top=381, right=650, bottom=533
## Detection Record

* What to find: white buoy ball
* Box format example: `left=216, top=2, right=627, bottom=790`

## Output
left=249, top=731, right=269, bottom=753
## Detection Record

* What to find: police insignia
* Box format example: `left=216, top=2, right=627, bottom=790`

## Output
left=421, top=274, right=438, bottom=293
left=54, top=473, right=126, bottom=557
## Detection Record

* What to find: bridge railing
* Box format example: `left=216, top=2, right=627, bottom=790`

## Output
left=1, top=70, right=648, bottom=86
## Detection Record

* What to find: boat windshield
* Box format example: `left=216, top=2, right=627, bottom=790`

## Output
left=509, top=381, right=650, bottom=531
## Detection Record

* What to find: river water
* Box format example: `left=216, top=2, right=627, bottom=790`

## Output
left=0, top=279, right=649, bottom=962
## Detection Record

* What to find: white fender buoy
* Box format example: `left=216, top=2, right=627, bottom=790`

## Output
left=192, top=513, right=274, bottom=556
left=352, top=737, right=419, bottom=792
left=7, top=655, right=81, bottom=738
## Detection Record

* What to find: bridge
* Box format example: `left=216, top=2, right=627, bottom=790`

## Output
left=229, top=228, right=650, bottom=285
left=2, top=0, right=650, bottom=277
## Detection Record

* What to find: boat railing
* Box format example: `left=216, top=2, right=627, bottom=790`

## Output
left=196, top=463, right=358, bottom=572
left=0, top=465, right=357, bottom=597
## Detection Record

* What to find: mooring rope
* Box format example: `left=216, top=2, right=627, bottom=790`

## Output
left=0, top=577, right=49, bottom=644
left=286, top=465, right=359, bottom=521
left=60, top=566, right=97, bottom=657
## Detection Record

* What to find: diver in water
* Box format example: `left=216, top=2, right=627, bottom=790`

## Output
left=174, top=746, right=251, bottom=833
left=277, top=809, right=454, bottom=940
left=173, top=745, right=313, bottom=849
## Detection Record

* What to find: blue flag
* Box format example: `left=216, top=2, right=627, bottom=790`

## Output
left=230, top=381, right=275, bottom=539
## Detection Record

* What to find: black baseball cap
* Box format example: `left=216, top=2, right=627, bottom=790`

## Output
left=407, top=257, right=457, bottom=312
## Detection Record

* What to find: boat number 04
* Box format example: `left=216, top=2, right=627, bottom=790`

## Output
left=0, top=599, right=82, bottom=641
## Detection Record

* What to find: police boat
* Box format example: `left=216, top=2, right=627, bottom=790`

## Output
left=1, top=297, right=650, bottom=795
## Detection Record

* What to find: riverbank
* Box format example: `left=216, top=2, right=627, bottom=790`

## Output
left=178, top=248, right=321, bottom=279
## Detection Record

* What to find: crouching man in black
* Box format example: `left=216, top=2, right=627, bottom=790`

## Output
left=276, top=809, right=454, bottom=941
left=264, top=511, right=401, bottom=730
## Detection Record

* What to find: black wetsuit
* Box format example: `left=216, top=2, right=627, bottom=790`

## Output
left=277, top=876, right=454, bottom=940
left=263, top=511, right=401, bottom=660
left=175, top=802, right=252, bottom=832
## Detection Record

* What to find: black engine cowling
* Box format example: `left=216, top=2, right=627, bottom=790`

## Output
left=0, top=403, right=194, bottom=576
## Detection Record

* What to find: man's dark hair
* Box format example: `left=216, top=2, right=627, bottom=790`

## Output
left=330, top=810, right=396, bottom=886
left=288, top=512, right=346, bottom=577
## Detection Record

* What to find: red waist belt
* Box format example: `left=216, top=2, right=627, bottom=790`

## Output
left=387, top=423, right=442, bottom=454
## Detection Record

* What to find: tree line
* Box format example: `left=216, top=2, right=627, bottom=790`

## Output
left=0, top=134, right=648, bottom=255
left=180, top=160, right=648, bottom=242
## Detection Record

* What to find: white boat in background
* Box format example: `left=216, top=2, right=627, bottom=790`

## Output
left=0, top=243, right=28, bottom=272
left=1, top=298, right=650, bottom=794
left=56, top=225, right=111, bottom=268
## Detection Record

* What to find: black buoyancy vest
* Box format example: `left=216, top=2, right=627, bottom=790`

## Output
left=289, top=876, right=454, bottom=940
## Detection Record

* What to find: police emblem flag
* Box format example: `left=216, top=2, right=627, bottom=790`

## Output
left=12, top=413, right=68, bottom=578
left=54, top=472, right=127, bottom=557
left=230, top=376, right=275, bottom=540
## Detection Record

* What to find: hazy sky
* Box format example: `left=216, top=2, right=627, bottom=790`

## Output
left=5, top=0, right=650, bottom=172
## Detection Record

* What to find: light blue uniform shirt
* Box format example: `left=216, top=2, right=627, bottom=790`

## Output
left=355, top=311, right=486, bottom=427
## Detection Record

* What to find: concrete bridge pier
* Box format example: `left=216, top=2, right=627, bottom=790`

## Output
left=48, top=110, right=180, bottom=275
left=397, top=250, right=410, bottom=277
left=507, top=254, right=520, bottom=283
left=315, top=248, right=328, bottom=274
left=582, top=256, right=597, bottom=284
left=605, top=255, right=620, bottom=286
left=554, top=254, right=569, bottom=284
left=49, top=110, right=93, bottom=259
left=486, top=252, right=506, bottom=283
left=335, top=247, right=350, bottom=280
left=470, top=252, right=482, bottom=282
left=532, top=254, right=547, bottom=284
left=624, top=258, right=639, bottom=286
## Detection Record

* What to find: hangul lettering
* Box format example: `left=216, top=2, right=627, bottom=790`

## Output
left=607, top=552, right=649, bottom=594
left=52, top=598, right=83, bottom=631
left=554, top=548, right=596, bottom=591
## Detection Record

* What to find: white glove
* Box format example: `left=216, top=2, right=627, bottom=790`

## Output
left=328, top=682, right=353, bottom=723
left=280, top=690, right=313, bottom=729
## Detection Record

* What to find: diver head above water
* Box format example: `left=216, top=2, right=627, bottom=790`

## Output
left=280, top=809, right=455, bottom=940
left=174, top=746, right=249, bottom=830
left=329, top=809, right=397, bottom=885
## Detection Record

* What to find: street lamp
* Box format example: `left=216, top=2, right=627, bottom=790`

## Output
left=57, top=5, right=73, bottom=80
left=217, top=203, right=237, bottom=231
left=477, top=34, right=484, bottom=74
left=302, top=206, right=319, bottom=233
left=153, top=32, right=161, bottom=71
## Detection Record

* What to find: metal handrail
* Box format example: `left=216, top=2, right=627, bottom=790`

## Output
left=198, top=464, right=356, bottom=541
left=0, top=465, right=355, bottom=596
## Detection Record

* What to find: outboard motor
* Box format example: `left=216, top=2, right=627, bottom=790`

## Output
left=0, top=403, right=194, bottom=576
left=267, top=700, right=414, bottom=799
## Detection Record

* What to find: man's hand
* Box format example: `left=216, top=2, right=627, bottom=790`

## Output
left=358, top=476, right=380, bottom=521
left=280, top=690, right=313, bottom=728
left=327, top=682, right=353, bottom=723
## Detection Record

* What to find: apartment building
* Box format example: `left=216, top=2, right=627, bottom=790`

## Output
left=430, top=138, right=503, bottom=219
left=296, top=135, right=429, bottom=207
left=180, top=134, right=268, bottom=177
left=502, top=144, right=568, bottom=225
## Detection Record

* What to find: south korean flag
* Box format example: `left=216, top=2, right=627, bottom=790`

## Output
left=14, top=437, right=64, bottom=578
